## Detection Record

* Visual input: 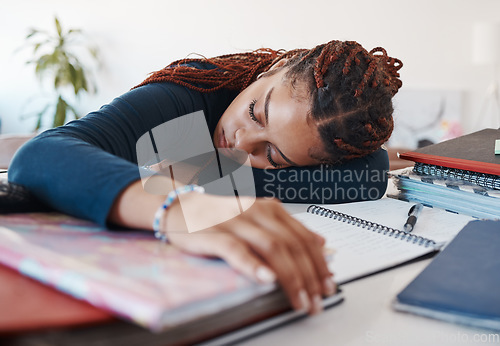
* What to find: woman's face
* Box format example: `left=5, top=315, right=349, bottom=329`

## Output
left=213, top=66, right=326, bottom=169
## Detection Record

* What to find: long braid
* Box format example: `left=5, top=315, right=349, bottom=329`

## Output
left=133, top=48, right=286, bottom=93
left=342, top=45, right=364, bottom=75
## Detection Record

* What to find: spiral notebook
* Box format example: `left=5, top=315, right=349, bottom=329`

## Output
left=399, top=128, right=500, bottom=191
left=389, top=167, right=500, bottom=220
left=293, top=198, right=473, bottom=284
left=413, top=162, right=500, bottom=190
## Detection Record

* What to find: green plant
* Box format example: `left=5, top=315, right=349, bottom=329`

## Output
left=23, top=16, right=99, bottom=130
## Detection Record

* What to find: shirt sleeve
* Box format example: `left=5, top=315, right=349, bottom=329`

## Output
left=8, top=82, right=235, bottom=226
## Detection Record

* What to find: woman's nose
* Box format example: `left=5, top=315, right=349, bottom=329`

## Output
left=234, top=128, right=263, bottom=155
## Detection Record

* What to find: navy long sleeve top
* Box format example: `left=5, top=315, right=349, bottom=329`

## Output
left=9, top=69, right=389, bottom=227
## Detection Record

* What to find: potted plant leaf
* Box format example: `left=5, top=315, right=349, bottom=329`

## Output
left=22, top=16, right=100, bottom=130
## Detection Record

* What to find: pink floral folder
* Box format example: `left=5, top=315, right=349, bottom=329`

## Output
left=0, top=213, right=274, bottom=331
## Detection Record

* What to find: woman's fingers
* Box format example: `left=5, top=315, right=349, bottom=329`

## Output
left=233, top=198, right=331, bottom=312
left=274, top=209, right=336, bottom=297
left=170, top=214, right=321, bottom=314
left=168, top=230, right=277, bottom=284
left=231, top=218, right=322, bottom=314
left=228, top=219, right=314, bottom=312
left=165, top=194, right=336, bottom=315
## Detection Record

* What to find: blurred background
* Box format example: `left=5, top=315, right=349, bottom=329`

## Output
left=1, top=0, right=499, bottom=150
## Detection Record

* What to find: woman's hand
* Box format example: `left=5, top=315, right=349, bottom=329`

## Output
left=164, top=192, right=337, bottom=315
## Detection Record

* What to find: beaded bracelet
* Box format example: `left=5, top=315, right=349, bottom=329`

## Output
left=153, top=184, right=205, bottom=242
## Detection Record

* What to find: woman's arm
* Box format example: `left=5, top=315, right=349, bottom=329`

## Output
left=9, top=81, right=335, bottom=315
left=8, top=81, right=234, bottom=225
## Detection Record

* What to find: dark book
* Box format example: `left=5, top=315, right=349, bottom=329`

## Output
left=399, top=128, right=500, bottom=176
left=393, top=220, right=500, bottom=331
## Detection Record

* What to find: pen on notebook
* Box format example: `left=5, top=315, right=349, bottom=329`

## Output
left=403, top=203, right=423, bottom=233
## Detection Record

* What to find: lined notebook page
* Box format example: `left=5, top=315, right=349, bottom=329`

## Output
left=293, top=199, right=473, bottom=284
left=293, top=212, right=433, bottom=284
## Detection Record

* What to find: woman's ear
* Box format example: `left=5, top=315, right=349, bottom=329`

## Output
left=257, top=58, right=289, bottom=80
left=269, top=58, right=289, bottom=71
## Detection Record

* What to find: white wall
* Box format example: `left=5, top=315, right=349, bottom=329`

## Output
left=1, top=0, right=499, bottom=134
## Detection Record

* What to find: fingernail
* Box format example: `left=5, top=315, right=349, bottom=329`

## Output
left=298, top=289, right=310, bottom=311
left=255, top=266, right=276, bottom=283
left=312, top=294, right=323, bottom=315
left=323, top=277, right=336, bottom=296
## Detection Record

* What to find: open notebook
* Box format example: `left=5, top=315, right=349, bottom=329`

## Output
left=293, top=198, right=473, bottom=284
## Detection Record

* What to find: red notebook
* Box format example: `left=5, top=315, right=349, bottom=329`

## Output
left=0, top=263, right=114, bottom=334
left=399, top=128, right=500, bottom=176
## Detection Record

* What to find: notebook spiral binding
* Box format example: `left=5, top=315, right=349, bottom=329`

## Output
left=306, top=205, right=437, bottom=248
left=414, top=162, right=500, bottom=190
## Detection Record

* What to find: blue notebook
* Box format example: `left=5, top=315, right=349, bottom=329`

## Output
left=393, top=220, right=500, bottom=331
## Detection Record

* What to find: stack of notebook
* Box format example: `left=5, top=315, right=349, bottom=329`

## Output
left=389, top=128, right=500, bottom=220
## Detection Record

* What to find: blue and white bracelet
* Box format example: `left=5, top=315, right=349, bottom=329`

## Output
left=153, top=184, right=205, bottom=242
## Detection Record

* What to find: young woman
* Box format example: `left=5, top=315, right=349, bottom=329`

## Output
left=9, top=40, right=402, bottom=315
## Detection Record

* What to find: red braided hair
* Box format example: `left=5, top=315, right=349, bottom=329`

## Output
left=134, top=48, right=304, bottom=93
left=290, top=40, right=402, bottom=162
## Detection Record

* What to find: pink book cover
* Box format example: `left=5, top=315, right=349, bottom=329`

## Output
left=0, top=213, right=274, bottom=331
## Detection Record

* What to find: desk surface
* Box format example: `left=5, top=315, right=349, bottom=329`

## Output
left=240, top=258, right=499, bottom=346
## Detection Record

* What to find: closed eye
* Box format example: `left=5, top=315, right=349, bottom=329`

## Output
left=266, top=145, right=283, bottom=168
left=249, top=93, right=291, bottom=168
left=248, top=99, right=260, bottom=124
